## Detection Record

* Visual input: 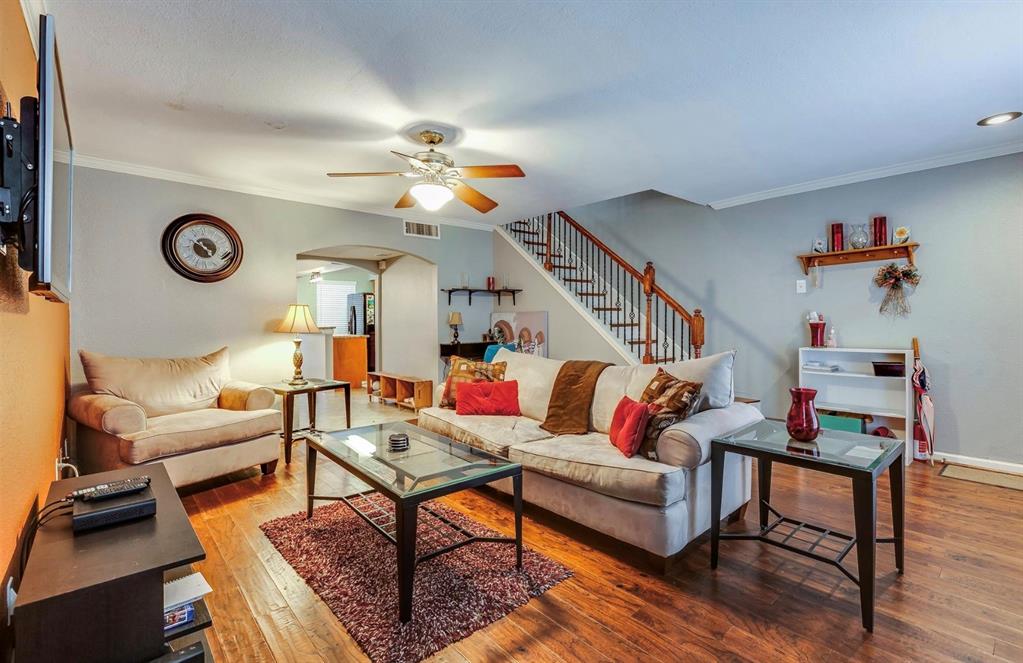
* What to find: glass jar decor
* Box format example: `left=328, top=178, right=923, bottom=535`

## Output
left=849, top=224, right=870, bottom=249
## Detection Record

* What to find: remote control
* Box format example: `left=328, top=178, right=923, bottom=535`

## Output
left=69, top=476, right=151, bottom=502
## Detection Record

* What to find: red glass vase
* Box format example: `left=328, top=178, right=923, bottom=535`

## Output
left=808, top=321, right=826, bottom=347
left=786, top=387, right=820, bottom=441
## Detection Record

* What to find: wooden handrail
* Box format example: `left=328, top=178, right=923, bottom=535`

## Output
left=556, top=212, right=644, bottom=281
left=557, top=211, right=694, bottom=324
left=519, top=211, right=705, bottom=362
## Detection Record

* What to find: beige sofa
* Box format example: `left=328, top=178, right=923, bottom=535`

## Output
left=417, top=348, right=763, bottom=565
left=69, top=347, right=282, bottom=487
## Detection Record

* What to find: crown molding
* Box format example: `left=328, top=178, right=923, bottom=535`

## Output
left=708, top=141, right=1023, bottom=210
left=70, top=152, right=494, bottom=232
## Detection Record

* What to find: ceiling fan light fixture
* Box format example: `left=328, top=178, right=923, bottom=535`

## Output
left=409, top=181, right=453, bottom=211
left=977, top=111, right=1021, bottom=126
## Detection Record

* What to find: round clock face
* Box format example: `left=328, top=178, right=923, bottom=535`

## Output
left=161, top=214, right=243, bottom=282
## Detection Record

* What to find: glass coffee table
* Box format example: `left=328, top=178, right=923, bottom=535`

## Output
left=304, top=421, right=523, bottom=623
left=710, top=419, right=905, bottom=632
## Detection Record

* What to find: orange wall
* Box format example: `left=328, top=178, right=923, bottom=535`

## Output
left=0, top=0, right=69, bottom=589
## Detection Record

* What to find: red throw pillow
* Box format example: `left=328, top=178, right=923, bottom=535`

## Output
left=455, top=380, right=522, bottom=416
left=609, top=395, right=652, bottom=458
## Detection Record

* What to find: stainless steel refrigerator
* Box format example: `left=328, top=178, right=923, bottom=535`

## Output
left=346, top=292, right=376, bottom=371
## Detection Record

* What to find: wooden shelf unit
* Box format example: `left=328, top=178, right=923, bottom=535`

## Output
left=442, top=287, right=522, bottom=305
left=799, top=347, right=914, bottom=466
left=15, top=465, right=210, bottom=662
left=368, top=371, right=433, bottom=412
left=796, top=242, right=918, bottom=275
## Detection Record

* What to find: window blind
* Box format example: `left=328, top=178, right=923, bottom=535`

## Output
left=315, top=281, right=357, bottom=328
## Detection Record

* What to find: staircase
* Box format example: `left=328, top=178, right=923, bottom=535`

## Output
left=500, top=211, right=704, bottom=364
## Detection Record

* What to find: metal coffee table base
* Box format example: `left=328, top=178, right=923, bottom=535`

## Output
left=306, top=441, right=523, bottom=623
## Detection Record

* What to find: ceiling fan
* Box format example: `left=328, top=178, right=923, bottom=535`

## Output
left=326, top=130, right=524, bottom=213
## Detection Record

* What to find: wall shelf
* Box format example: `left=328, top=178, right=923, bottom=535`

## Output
left=442, top=287, right=522, bottom=305
left=796, top=243, right=918, bottom=275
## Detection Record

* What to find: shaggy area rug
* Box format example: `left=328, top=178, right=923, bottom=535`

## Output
left=260, top=496, right=572, bottom=663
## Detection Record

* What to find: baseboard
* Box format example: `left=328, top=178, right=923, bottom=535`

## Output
left=932, top=452, right=1023, bottom=476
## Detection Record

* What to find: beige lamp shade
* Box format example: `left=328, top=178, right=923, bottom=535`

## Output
left=447, top=311, right=463, bottom=326
left=276, top=304, right=319, bottom=334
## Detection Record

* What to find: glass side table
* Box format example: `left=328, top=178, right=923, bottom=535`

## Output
left=710, top=419, right=905, bottom=632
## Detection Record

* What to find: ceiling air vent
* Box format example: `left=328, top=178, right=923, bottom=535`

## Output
left=403, top=220, right=441, bottom=240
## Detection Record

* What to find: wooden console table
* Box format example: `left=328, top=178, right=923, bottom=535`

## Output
left=16, top=464, right=210, bottom=662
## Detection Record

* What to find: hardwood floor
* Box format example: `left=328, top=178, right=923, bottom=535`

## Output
left=181, top=393, right=1023, bottom=662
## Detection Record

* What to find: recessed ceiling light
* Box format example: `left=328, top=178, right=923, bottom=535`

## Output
left=977, top=112, right=1022, bottom=126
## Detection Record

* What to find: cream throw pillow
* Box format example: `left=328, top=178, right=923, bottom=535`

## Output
left=626, top=350, right=735, bottom=413
left=80, top=347, right=232, bottom=417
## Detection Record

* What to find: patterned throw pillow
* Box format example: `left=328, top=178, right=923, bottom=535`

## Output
left=637, top=369, right=703, bottom=460
left=440, top=356, right=507, bottom=409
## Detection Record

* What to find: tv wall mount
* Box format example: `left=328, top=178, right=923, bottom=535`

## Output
left=0, top=97, right=39, bottom=271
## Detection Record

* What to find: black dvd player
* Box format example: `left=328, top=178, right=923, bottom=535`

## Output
left=72, top=486, right=157, bottom=533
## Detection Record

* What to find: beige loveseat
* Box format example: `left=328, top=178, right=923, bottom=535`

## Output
left=69, top=347, right=282, bottom=487
left=417, top=348, right=763, bottom=565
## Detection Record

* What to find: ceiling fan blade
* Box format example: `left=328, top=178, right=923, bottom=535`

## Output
left=450, top=180, right=498, bottom=213
left=390, top=151, right=429, bottom=169
left=453, top=164, right=525, bottom=179
left=394, top=188, right=416, bottom=209
left=327, top=171, right=406, bottom=177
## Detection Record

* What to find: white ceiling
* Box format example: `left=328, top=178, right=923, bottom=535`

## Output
left=45, top=1, right=1023, bottom=226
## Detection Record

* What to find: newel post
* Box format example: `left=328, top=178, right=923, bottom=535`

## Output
left=642, top=261, right=655, bottom=364
left=543, top=212, right=554, bottom=272
left=692, top=308, right=705, bottom=359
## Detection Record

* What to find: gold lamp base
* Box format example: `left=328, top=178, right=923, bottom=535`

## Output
left=286, top=337, right=307, bottom=385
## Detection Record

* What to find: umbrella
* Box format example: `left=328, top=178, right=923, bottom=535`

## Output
left=911, top=337, right=934, bottom=463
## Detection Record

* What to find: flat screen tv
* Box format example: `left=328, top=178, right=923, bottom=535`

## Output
left=29, top=14, right=73, bottom=302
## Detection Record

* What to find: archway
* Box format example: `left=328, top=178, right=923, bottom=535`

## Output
left=296, top=244, right=440, bottom=385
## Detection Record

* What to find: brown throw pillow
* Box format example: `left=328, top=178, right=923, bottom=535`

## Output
left=637, top=369, right=702, bottom=460
left=440, top=356, right=506, bottom=409
left=640, top=368, right=679, bottom=403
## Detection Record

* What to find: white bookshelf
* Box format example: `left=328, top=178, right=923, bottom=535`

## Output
left=799, top=347, right=914, bottom=466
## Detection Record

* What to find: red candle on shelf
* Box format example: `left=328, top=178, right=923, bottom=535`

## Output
left=830, top=223, right=844, bottom=252
left=486, top=276, right=496, bottom=290
left=786, top=387, right=820, bottom=441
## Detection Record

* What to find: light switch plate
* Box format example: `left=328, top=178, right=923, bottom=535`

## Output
left=795, top=279, right=807, bottom=294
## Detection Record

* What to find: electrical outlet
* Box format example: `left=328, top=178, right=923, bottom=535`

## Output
left=795, top=279, right=807, bottom=294
left=5, top=576, right=15, bottom=626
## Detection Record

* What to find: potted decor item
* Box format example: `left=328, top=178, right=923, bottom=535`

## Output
left=874, top=263, right=921, bottom=317
left=786, top=387, right=820, bottom=441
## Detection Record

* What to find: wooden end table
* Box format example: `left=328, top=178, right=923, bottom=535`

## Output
left=710, top=419, right=904, bottom=632
left=270, top=378, right=351, bottom=463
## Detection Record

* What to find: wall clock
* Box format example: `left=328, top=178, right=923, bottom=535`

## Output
left=161, top=214, right=243, bottom=283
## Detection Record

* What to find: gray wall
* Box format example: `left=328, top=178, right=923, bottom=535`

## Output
left=493, top=232, right=625, bottom=364
left=70, top=167, right=494, bottom=385
left=567, top=154, right=1023, bottom=464
left=379, top=255, right=440, bottom=381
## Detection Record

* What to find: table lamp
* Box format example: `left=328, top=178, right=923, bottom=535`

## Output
left=448, top=311, right=463, bottom=343
left=276, top=304, right=319, bottom=384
